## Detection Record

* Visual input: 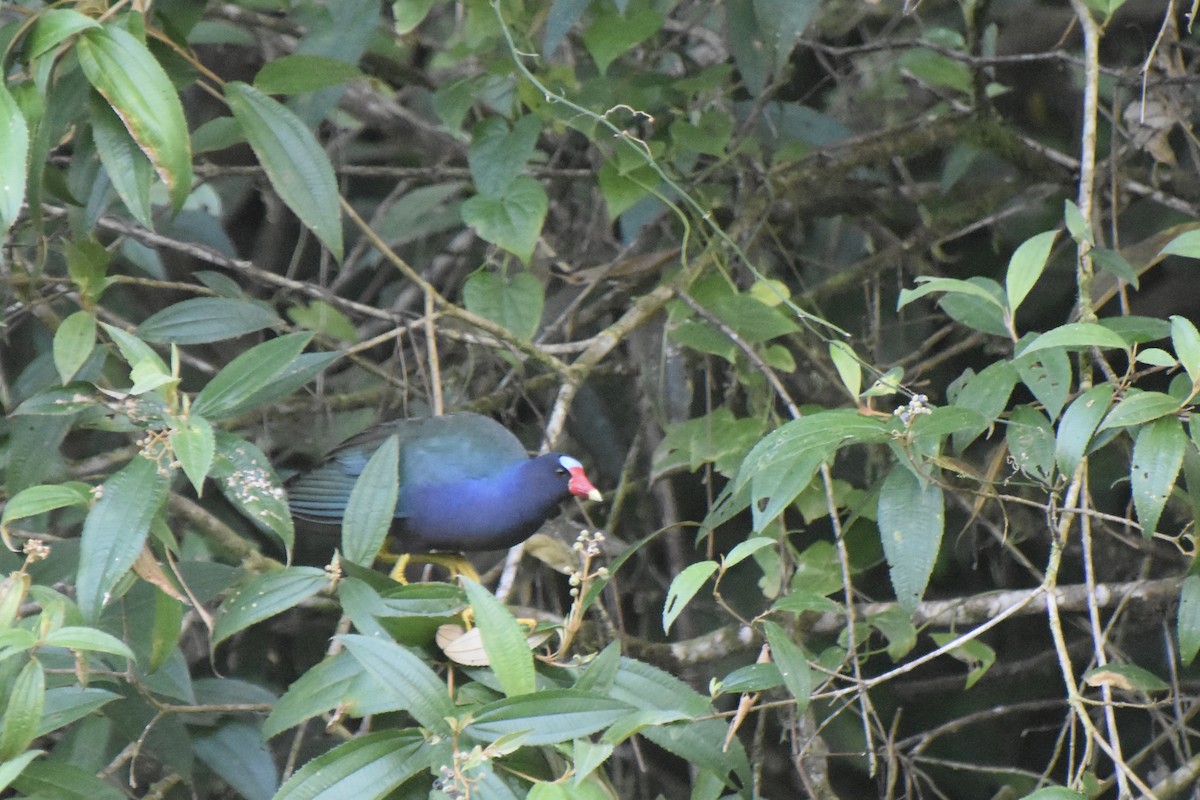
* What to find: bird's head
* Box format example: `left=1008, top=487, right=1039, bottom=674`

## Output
left=554, top=455, right=602, bottom=502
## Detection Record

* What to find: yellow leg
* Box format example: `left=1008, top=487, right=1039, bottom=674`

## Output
left=384, top=551, right=481, bottom=584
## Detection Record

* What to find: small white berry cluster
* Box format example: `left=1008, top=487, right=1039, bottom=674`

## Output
left=568, top=530, right=609, bottom=598
left=431, top=762, right=465, bottom=799
left=136, top=428, right=178, bottom=477
left=22, top=539, right=49, bottom=563
left=893, top=394, right=933, bottom=426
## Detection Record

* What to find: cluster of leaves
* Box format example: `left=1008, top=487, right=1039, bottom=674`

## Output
left=3, top=0, right=1200, bottom=798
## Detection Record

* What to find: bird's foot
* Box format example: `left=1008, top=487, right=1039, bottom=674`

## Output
left=384, top=552, right=481, bottom=584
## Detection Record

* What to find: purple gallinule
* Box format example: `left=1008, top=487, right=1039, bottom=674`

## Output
left=286, top=412, right=601, bottom=579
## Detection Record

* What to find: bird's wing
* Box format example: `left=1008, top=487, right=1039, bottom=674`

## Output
left=286, top=413, right=528, bottom=523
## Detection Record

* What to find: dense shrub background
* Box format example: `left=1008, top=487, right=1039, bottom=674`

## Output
left=3, top=1, right=1200, bottom=798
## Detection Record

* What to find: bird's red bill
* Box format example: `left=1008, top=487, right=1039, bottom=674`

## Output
left=568, top=466, right=602, bottom=501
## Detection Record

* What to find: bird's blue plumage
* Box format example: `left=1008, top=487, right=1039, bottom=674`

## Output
left=286, top=413, right=597, bottom=552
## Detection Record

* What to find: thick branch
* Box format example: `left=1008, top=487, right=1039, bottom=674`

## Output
left=628, top=578, right=1181, bottom=670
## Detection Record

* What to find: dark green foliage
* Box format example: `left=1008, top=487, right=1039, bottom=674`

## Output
left=1, top=1, right=1198, bottom=798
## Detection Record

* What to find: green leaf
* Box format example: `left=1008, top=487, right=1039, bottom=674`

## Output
left=727, top=0, right=769, bottom=95
left=724, top=537, right=775, bottom=569
left=191, top=332, right=314, bottom=419
left=544, top=0, right=590, bottom=56
left=878, top=463, right=945, bottom=611
left=42, top=627, right=135, bottom=661
left=338, top=634, right=456, bottom=736
left=193, top=721, right=279, bottom=800
left=129, top=357, right=176, bottom=396
left=1158, top=228, right=1200, bottom=259
left=0, top=750, right=42, bottom=793
left=468, top=115, right=541, bottom=197
left=0, top=572, right=30, bottom=628
left=1171, top=315, right=1200, bottom=387
left=466, top=689, right=633, bottom=745
left=340, top=435, right=399, bottom=567
left=653, top=408, right=763, bottom=478
left=609, top=657, right=711, bottom=718
left=1016, top=322, right=1130, bottom=357
left=1080, top=0, right=1127, bottom=19
left=12, top=760, right=125, bottom=800
left=393, top=0, right=438, bottom=33
left=462, top=269, right=544, bottom=340
left=225, top=82, right=343, bottom=260
left=4, top=417, right=72, bottom=495
left=949, top=361, right=1018, bottom=452
left=26, top=9, right=100, bottom=59
left=1099, top=315, right=1170, bottom=344
left=717, top=663, right=783, bottom=694
left=753, top=0, right=818, bottom=74
left=100, top=322, right=168, bottom=375
left=1006, top=405, right=1055, bottom=483
left=1097, top=390, right=1182, bottom=432
left=869, top=605, right=918, bottom=659
left=670, top=319, right=736, bottom=361
left=212, top=568, right=328, bottom=647
left=0, top=658, right=44, bottom=760
left=1055, top=384, right=1113, bottom=476
left=0, top=629, right=36, bottom=658
left=1178, top=575, right=1200, bottom=666
left=76, top=26, right=192, bottom=210
left=461, top=175, right=548, bottom=265
left=862, top=365, right=905, bottom=398
left=771, top=591, right=842, bottom=616
left=929, top=631, right=996, bottom=689
left=53, top=312, right=96, bottom=386
left=1063, top=200, right=1092, bottom=245
left=253, top=55, right=363, bottom=95
left=597, top=160, right=657, bottom=219
left=897, top=277, right=1006, bottom=311
left=725, top=410, right=890, bottom=533
left=0, top=82, right=29, bottom=235
left=937, top=277, right=1009, bottom=337
left=264, top=652, right=397, bottom=738
left=1082, top=663, right=1169, bottom=693
left=899, top=47, right=972, bottom=95
left=461, top=578, right=537, bottom=696
left=191, top=116, right=244, bottom=154
left=1137, top=347, right=1177, bottom=368
left=763, top=621, right=812, bottom=711
left=210, top=432, right=294, bottom=557
left=1013, top=344, right=1072, bottom=421
left=36, top=687, right=120, bottom=738
left=91, top=93, right=154, bottom=227
left=570, top=739, right=615, bottom=787
left=287, top=300, right=358, bottom=343
left=699, top=290, right=800, bottom=344
left=582, top=7, right=663, bottom=75
left=1131, top=416, right=1185, bottom=537
left=169, top=415, right=215, bottom=496
left=215, top=351, right=337, bottom=420
left=1091, top=247, right=1138, bottom=288
left=347, top=579, right=466, bottom=621
left=608, top=658, right=751, bottom=787
left=144, top=587, right=184, bottom=673
left=662, top=561, right=717, bottom=634
left=1020, top=788, right=1087, bottom=800
left=272, top=730, right=427, bottom=800
left=829, top=341, right=861, bottom=399
left=76, top=455, right=170, bottom=620
left=669, top=110, right=734, bottom=157
left=138, top=298, right=281, bottom=345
